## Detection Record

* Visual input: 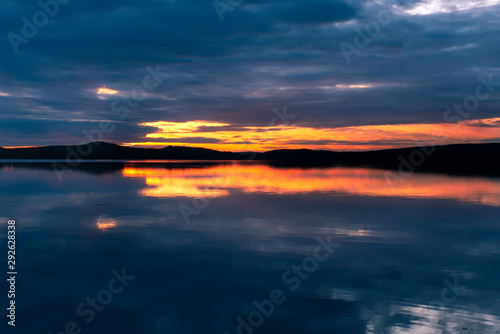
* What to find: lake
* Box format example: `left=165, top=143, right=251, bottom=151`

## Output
left=1, top=161, right=499, bottom=333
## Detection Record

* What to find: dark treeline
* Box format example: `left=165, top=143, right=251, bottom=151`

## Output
left=1, top=142, right=499, bottom=176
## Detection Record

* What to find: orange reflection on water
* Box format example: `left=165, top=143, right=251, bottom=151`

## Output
left=122, top=165, right=500, bottom=206
left=96, top=216, right=117, bottom=231
left=123, top=167, right=229, bottom=198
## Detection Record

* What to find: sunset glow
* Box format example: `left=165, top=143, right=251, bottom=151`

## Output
left=3, top=146, right=37, bottom=149
left=123, top=117, right=500, bottom=151
left=4, top=0, right=500, bottom=332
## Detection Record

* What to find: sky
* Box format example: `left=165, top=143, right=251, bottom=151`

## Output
left=0, top=0, right=499, bottom=151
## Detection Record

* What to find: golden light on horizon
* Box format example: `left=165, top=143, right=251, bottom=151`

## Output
left=3, top=146, right=37, bottom=149
left=97, top=86, right=119, bottom=95
left=123, top=117, right=500, bottom=152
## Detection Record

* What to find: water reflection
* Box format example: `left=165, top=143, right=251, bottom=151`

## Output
left=96, top=215, right=117, bottom=231
left=123, top=164, right=500, bottom=206
left=1, top=162, right=500, bottom=333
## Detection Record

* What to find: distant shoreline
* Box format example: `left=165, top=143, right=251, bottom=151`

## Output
left=1, top=142, right=500, bottom=177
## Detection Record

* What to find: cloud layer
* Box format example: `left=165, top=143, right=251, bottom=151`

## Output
left=0, top=0, right=499, bottom=148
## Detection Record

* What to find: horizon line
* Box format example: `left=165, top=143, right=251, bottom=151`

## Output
left=2, top=140, right=499, bottom=154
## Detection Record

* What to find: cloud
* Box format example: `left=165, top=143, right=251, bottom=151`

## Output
left=399, top=0, right=500, bottom=15
left=0, top=0, right=499, bottom=147
left=123, top=117, right=500, bottom=151
left=97, top=87, right=119, bottom=95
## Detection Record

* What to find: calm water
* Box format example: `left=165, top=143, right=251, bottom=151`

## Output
left=1, top=162, right=500, bottom=333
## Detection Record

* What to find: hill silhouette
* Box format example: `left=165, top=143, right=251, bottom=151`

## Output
left=260, top=144, right=500, bottom=176
left=0, top=142, right=236, bottom=160
left=1, top=142, right=499, bottom=176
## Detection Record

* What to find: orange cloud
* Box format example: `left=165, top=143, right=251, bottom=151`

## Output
left=123, top=118, right=500, bottom=151
left=97, top=86, right=119, bottom=95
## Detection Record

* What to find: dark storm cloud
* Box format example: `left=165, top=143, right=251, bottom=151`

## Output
left=0, top=0, right=499, bottom=146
